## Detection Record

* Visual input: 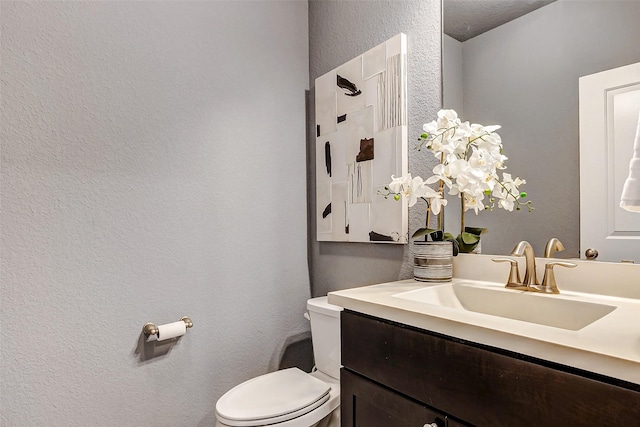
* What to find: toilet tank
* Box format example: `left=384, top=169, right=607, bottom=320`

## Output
left=307, top=297, right=343, bottom=380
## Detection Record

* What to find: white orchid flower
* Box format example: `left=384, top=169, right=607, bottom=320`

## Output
left=481, top=172, right=497, bottom=192
left=446, top=158, right=470, bottom=179
left=388, top=174, right=440, bottom=208
left=440, top=136, right=465, bottom=158
left=482, top=124, right=501, bottom=134
left=438, top=109, right=459, bottom=122
left=469, top=148, right=507, bottom=176
left=502, top=172, right=526, bottom=189
left=469, top=123, right=487, bottom=138
left=436, top=109, right=460, bottom=131
left=493, top=153, right=508, bottom=170
left=455, top=174, right=478, bottom=195
left=477, top=131, right=502, bottom=149
left=405, top=176, right=436, bottom=207
left=463, top=190, right=486, bottom=214
left=454, top=121, right=473, bottom=138
left=415, top=109, right=531, bottom=243
left=468, top=148, right=491, bottom=169
left=388, top=174, right=410, bottom=194
left=514, top=177, right=526, bottom=186
left=498, top=197, right=515, bottom=211
left=429, top=194, right=448, bottom=215
left=423, top=120, right=438, bottom=134
left=501, top=173, right=526, bottom=198
left=426, top=164, right=453, bottom=188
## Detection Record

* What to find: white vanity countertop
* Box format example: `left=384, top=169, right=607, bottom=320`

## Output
left=328, top=255, right=640, bottom=386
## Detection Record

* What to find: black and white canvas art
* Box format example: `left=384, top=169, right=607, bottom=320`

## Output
left=315, top=33, right=408, bottom=243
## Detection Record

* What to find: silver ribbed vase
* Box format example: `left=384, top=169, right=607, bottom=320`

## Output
left=412, top=241, right=453, bottom=282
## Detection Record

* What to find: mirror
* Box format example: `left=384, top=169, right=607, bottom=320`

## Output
left=442, top=0, right=640, bottom=260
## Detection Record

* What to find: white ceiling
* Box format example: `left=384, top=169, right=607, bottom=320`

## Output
left=444, top=0, right=557, bottom=42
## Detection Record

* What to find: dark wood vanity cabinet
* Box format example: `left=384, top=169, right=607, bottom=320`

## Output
left=340, top=310, right=640, bottom=427
left=341, top=369, right=448, bottom=427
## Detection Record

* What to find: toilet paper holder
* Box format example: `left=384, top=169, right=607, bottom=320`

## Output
left=143, top=316, right=193, bottom=337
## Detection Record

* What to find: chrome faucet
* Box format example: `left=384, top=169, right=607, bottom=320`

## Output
left=544, top=238, right=565, bottom=258
left=511, top=241, right=538, bottom=286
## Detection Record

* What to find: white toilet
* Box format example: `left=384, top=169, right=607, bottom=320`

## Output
left=215, top=297, right=342, bottom=427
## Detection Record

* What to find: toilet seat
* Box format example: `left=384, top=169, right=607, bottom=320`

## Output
left=215, top=368, right=331, bottom=427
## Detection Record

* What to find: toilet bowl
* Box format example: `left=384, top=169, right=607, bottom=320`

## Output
left=215, top=297, right=342, bottom=427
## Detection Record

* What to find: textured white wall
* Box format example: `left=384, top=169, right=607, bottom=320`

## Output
left=1, top=1, right=310, bottom=425
left=458, top=0, right=640, bottom=257
left=308, top=0, right=443, bottom=296
left=442, top=34, right=464, bottom=115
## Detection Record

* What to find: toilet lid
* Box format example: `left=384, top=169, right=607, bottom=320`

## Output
left=215, top=368, right=331, bottom=426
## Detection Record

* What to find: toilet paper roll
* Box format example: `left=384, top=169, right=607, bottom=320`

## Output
left=157, top=321, right=187, bottom=341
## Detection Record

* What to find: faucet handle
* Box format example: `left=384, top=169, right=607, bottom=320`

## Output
left=544, top=238, right=565, bottom=258
left=540, top=261, right=577, bottom=294
left=492, top=257, right=522, bottom=287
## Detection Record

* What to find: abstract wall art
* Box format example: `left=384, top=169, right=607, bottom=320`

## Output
left=315, top=33, right=408, bottom=243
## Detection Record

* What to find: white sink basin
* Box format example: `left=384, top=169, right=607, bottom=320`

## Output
left=393, top=282, right=616, bottom=331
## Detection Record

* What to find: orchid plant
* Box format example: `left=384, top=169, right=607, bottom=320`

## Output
left=382, top=109, right=533, bottom=254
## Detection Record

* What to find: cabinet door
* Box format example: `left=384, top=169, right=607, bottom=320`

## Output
left=341, top=369, right=446, bottom=427
left=341, top=310, right=640, bottom=426
left=446, top=419, right=472, bottom=427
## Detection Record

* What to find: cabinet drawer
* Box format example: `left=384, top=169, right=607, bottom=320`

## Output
left=341, top=310, right=640, bottom=426
left=341, top=368, right=446, bottom=427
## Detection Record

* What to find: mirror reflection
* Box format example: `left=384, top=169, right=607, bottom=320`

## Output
left=442, top=0, right=640, bottom=261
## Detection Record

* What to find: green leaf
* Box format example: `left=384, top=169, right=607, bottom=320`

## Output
left=411, top=228, right=438, bottom=239
left=456, top=234, right=480, bottom=253
left=464, top=226, right=487, bottom=236
left=461, top=231, right=480, bottom=245
left=442, top=232, right=456, bottom=241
